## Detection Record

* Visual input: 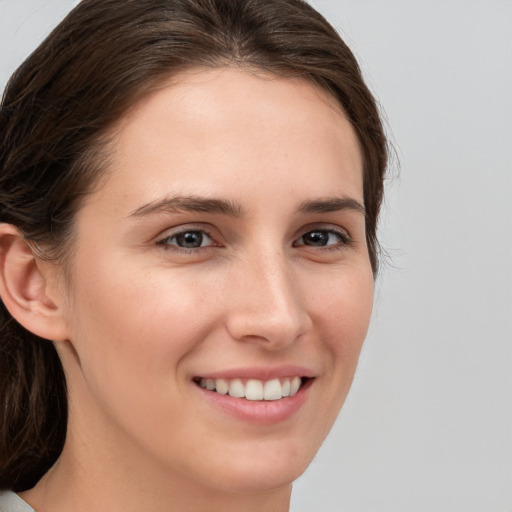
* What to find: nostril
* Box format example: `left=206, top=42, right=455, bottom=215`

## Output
left=225, top=311, right=311, bottom=349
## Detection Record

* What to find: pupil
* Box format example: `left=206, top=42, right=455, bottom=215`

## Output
left=178, top=231, right=203, bottom=248
left=305, top=231, right=328, bottom=246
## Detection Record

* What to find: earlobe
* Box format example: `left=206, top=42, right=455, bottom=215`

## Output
left=0, top=223, right=69, bottom=341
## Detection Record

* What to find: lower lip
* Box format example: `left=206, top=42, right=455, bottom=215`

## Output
left=194, top=379, right=313, bottom=425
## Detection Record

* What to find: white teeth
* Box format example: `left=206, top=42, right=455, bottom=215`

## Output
left=215, top=379, right=229, bottom=395
left=290, top=376, right=301, bottom=396
left=199, top=376, right=305, bottom=400
left=282, top=379, right=291, bottom=397
left=228, top=379, right=245, bottom=398
left=263, top=378, right=283, bottom=400
left=245, top=379, right=264, bottom=401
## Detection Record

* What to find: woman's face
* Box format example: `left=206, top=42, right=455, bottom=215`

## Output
left=56, top=68, right=374, bottom=494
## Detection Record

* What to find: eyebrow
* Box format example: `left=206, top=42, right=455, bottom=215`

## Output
left=298, top=197, right=365, bottom=216
left=128, top=195, right=245, bottom=218
left=128, top=195, right=365, bottom=218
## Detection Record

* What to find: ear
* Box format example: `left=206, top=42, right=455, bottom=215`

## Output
left=0, top=223, right=69, bottom=341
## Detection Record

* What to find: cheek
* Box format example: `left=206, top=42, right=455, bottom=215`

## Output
left=314, top=265, right=374, bottom=388
left=64, top=253, right=240, bottom=428
left=62, top=260, right=220, bottom=445
left=312, top=262, right=374, bottom=341
left=69, top=262, right=216, bottom=366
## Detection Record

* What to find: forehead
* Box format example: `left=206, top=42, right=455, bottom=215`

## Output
left=91, top=67, right=363, bottom=214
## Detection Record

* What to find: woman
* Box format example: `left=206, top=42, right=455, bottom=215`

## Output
left=0, top=0, right=387, bottom=510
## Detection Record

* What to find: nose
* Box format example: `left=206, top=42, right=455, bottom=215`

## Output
left=225, top=249, right=312, bottom=350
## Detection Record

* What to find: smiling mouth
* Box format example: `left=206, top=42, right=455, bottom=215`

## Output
left=193, top=376, right=310, bottom=401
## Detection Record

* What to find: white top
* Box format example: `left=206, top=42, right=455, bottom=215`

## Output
left=0, top=491, right=34, bottom=512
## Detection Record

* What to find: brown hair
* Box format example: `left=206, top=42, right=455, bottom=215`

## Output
left=0, top=0, right=388, bottom=492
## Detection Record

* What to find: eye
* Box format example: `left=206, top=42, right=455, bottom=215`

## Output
left=294, top=229, right=350, bottom=248
left=158, top=229, right=215, bottom=250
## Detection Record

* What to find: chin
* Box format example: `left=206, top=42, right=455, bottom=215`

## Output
left=204, top=463, right=305, bottom=496
left=186, top=437, right=319, bottom=495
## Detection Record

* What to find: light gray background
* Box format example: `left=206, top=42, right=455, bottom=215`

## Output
left=1, top=1, right=511, bottom=511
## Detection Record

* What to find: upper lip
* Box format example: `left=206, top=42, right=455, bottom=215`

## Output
left=193, top=365, right=316, bottom=381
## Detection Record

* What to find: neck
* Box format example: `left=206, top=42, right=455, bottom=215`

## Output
left=20, top=448, right=292, bottom=512
left=20, top=408, right=292, bottom=512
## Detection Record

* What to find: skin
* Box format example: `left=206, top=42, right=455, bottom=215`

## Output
left=14, top=67, right=374, bottom=512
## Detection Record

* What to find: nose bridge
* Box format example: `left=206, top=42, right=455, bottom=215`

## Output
left=226, top=243, right=310, bottom=347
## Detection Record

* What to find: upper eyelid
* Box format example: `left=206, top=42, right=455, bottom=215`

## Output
left=294, top=228, right=351, bottom=246
left=294, top=222, right=351, bottom=239
left=155, top=223, right=216, bottom=240
left=298, top=227, right=348, bottom=238
left=160, top=229, right=213, bottom=241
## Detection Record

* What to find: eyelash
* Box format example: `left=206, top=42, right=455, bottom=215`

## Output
left=293, top=228, right=352, bottom=250
left=156, top=225, right=353, bottom=254
left=156, top=228, right=218, bottom=253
